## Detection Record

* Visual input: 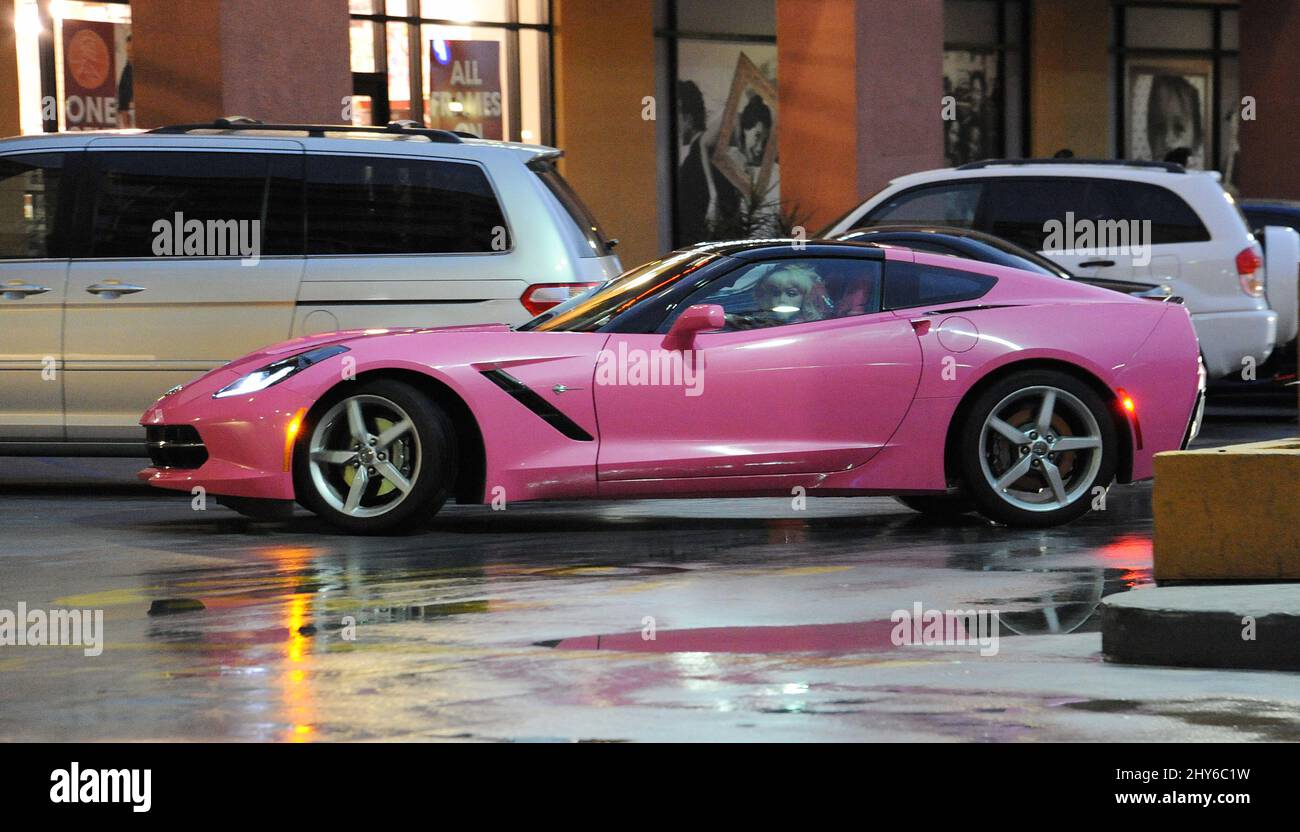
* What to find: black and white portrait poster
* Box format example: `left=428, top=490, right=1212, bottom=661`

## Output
left=944, top=50, right=1000, bottom=166
left=674, top=42, right=778, bottom=245
left=1126, top=59, right=1212, bottom=169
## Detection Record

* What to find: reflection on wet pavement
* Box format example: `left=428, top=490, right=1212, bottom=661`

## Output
left=2, top=423, right=1299, bottom=740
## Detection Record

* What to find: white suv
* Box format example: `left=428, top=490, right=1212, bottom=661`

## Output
left=823, top=159, right=1298, bottom=380
left=0, top=120, right=622, bottom=454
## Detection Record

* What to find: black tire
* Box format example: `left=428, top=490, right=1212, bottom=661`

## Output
left=957, top=369, right=1117, bottom=528
left=293, top=379, right=457, bottom=535
left=893, top=494, right=976, bottom=517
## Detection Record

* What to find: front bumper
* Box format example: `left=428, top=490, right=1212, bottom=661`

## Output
left=138, top=371, right=306, bottom=501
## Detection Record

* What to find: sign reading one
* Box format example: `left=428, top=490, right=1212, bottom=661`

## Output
left=427, top=39, right=502, bottom=140
left=62, top=19, right=122, bottom=130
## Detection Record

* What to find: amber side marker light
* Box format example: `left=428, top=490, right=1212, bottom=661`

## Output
left=284, top=407, right=308, bottom=472
left=1116, top=388, right=1142, bottom=449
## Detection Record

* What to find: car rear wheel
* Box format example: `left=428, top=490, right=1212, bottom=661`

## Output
left=293, top=379, right=456, bottom=534
left=958, top=370, right=1116, bottom=527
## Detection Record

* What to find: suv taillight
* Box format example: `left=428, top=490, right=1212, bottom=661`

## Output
left=520, top=282, right=601, bottom=316
left=1236, top=247, right=1265, bottom=297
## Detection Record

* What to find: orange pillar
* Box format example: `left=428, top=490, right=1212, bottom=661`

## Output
left=0, top=1, right=21, bottom=138
left=552, top=0, right=659, bottom=267
left=777, top=0, right=945, bottom=232
left=131, top=0, right=351, bottom=127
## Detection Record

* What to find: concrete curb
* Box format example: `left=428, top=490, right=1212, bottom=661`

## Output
left=1102, top=586, right=1300, bottom=672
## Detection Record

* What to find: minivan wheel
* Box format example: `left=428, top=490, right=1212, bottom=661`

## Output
left=958, top=370, right=1116, bottom=528
left=293, top=379, right=456, bottom=534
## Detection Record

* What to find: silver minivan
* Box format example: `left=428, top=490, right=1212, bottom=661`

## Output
left=0, top=120, right=622, bottom=454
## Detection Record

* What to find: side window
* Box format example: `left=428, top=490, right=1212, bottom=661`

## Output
left=884, top=261, right=996, bottom=310
left=861, top=183, right=982, bottom=229
left=982, top=178, right=1108, bottom=251
left=0, top=153, right=64, bottom=259
left=90, top=151, right=301, bottom=257
left=1104, top=182, right=1210, bottom=244
left=305, top=155, right=508, bottom=255
left=662, top=257, right=884, bottom=333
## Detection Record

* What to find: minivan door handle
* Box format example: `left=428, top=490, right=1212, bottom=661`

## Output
left=86, top=282, right=146, bottom=299
left=1, top=283, right=50, bottom=300
left=1077, top=259, right=1116, bottom=269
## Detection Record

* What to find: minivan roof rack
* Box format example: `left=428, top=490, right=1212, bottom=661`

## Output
left=149, top=117, right=464, bottom=143
left=957, top=157, right=1186, bottom=173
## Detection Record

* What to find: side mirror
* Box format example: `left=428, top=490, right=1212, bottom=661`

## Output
left=663, top=303, right=725, bottom=349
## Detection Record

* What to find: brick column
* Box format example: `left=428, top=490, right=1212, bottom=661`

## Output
left=131, top=0, right=351, bottom=127
left=777, top=0, right=945, bottom=232
left=1237, top=0, right=1300, bottom=200
left=552, top=0, right=659, bottom=267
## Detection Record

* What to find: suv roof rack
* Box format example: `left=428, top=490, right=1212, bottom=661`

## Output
left=148, top=116, right=464, bottom=143
left=956, top=157, right=1186, bottom=173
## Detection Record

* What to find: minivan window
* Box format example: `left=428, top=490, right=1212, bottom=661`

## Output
left=0, top=153, right=64, bottom=259
left=884, top=261, right=996, bottom=310
left=306, top=155, right=507, bottom=255
left=528, top=159, right=611, bottom=257
left=862, top=183, right=982, bottom=229
left=89, top=151, right=302, bottom=257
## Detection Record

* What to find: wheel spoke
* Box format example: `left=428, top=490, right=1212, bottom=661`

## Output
left=343, top=466, right=369, bottom=513
left=1035, top=389, right=1056, bottom=434
left=989, top=417, right=1029, bottom=444
left=995, top=455, right=1034, bottom=490
left=375, top=418, right=413, bottom=449
left=346, top=399, right=368, bottom=443
left=1053, top=435, right=1101, bottom=452
left=1042, top=460, right=1069, bottom=505
left=312, top=449, right=356, bottom=464
left=375, top=461, right=412, bottom=494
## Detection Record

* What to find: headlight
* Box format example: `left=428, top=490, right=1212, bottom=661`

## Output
left=213, top=345, right=349, bottom=399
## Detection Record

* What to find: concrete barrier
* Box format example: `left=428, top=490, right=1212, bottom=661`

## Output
left=1152, top=438, right=1300, bottom=582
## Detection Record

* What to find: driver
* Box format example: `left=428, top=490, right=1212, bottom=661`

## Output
left=729, top=264, right=833, bottom=329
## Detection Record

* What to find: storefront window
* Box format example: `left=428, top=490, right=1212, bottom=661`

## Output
left=943, top=0, right=1028, bottom=166
left=1114, top=1, right=1240, bottom=178
left=658, top=0, right=781, bottom=248
left=350, top=0, right=550, bottom=143
left=14, top=0, right=133, bottom=134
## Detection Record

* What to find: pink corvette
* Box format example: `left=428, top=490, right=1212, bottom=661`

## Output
left=140, top=241, right=1205, bottom=533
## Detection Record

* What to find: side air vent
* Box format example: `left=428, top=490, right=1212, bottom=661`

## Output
left=480, top=370, right=594, bottom=441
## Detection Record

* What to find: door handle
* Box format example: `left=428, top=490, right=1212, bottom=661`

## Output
left=86, top=282, right=146, bottom=298
left=1077, top=259, right=1116, bottom=269
left=1, top=283, right=50, bottom=300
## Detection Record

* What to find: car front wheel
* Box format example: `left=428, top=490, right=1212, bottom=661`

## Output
left=958, top=370, right=1116, bottom=527
left=293, top=379, right=456, bottom=534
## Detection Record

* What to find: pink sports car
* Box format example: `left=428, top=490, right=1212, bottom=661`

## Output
left=140, top=241, right=1205, bottom=533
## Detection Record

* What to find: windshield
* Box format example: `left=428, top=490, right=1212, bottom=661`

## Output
left=518, top=250, right=719, bottom=332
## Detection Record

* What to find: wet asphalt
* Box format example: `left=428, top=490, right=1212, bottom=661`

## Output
left=0, top=391, right=1296, bottom=742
